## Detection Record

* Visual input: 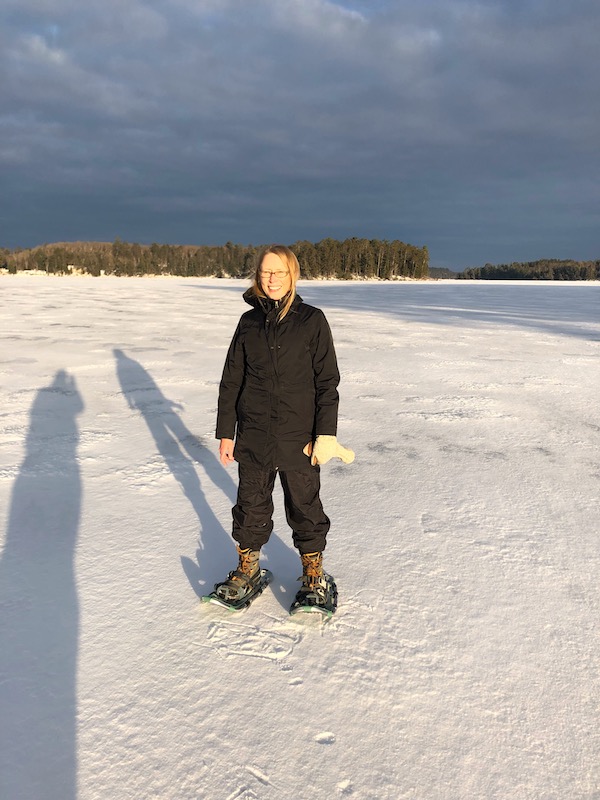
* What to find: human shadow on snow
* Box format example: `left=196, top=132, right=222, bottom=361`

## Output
left=0, top=370, right=83, bottom=800
left=113, top=350, right=296, bottom=610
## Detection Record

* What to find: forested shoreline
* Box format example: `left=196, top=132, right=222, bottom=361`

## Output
left=458, top=259, right=600, bottom=280
left=0, top=237, right=429, bottom=280
left=3, top=242, right=598, bottom=281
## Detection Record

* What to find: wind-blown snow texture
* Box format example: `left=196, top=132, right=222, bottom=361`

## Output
left=1, top=276, right=599, bottom=800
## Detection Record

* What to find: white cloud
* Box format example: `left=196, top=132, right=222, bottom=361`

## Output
left=19, top=33, right=67, bottom=65
left=270, top=0, right=366, bottom=30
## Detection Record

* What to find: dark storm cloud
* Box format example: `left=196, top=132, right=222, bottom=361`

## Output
left=1, top=0, right=599, bottom=268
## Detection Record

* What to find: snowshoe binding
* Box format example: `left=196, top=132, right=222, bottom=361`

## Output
left=203, top=547, right=273, bottom=611
left=289, top=552, right=338, bottom=618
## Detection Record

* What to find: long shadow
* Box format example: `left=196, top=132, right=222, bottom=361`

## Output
left=113, top=350, right=294, bottom=607
left=0, top=370, right=83, bottom=800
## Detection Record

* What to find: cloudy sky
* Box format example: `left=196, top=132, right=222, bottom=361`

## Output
left=2, top=0, right=599, bottom=269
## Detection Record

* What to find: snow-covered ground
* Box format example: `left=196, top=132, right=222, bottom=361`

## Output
left=1, top=276, right=599, bottom=800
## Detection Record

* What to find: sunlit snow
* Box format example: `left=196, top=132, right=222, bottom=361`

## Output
left=1, top=276, right=599, bottom=799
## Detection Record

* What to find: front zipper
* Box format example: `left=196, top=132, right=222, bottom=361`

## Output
left=265, top=300, right=280, bottom=376
left=264, top=300, right=280, bottom=469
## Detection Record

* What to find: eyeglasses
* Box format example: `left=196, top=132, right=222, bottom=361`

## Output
left=259, top=270, right=289, bottom=279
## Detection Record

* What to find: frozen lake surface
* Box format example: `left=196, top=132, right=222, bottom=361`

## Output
left=1, top=276, right=599, bottom=799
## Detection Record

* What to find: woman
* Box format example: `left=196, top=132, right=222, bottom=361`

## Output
left=214, top=244, right=353, bottom=611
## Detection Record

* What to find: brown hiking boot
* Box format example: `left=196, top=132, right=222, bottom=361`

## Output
left=236, top=546, right=260, bottom=580
left=214, top=546, right=260, bottom=601
left=300, top=551, right=326, bottom=591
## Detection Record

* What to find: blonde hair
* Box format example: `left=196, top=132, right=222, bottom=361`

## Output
left=251, top=245, right=301, bottom=321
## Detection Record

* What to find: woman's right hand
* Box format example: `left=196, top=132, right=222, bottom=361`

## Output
left=219, top=438, right=236, bottom=466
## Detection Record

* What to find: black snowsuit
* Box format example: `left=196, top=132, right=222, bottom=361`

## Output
left=216, top=289, right=340, bottom=553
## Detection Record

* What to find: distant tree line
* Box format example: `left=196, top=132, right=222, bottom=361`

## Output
left=428, top=267, right=457, bottom=279
left=458, top=259, right=600, bottom=281
left=0, top=237, right=429, bottom=280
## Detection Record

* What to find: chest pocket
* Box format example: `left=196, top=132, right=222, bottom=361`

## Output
left=277, top=318, right=314, bottom=382
left=242, top=325, right=272, bottom=380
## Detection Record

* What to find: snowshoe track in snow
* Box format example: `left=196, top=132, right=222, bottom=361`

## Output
left=202, top=620, right=303, bottom=662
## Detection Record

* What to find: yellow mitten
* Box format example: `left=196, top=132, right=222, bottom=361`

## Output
left=303, top=435, right=355, bottom=466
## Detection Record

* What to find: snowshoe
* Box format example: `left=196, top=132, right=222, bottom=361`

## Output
left=203, top=568, right=273, bottom=611
left=289, top=573, right=337, bottom=618
left=202, top=547, right=272, bottom=611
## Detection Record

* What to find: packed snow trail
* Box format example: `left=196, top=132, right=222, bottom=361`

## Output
left=1, top=276, right=599, bottom=799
